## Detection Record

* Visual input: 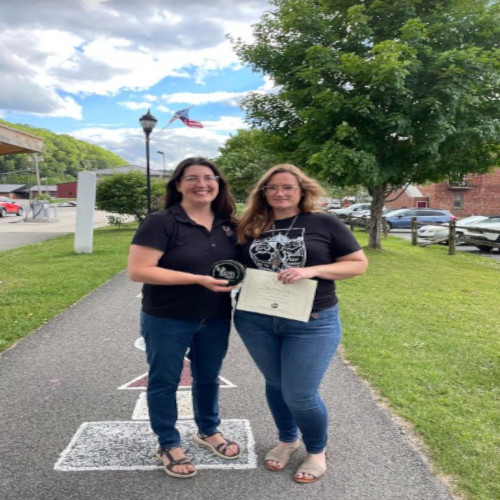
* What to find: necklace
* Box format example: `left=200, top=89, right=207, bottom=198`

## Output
left=272, top=214, right=299, bottom=236
left=270, top=214, right=300, bottom=269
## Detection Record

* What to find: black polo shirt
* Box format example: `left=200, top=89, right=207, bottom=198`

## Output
left=131, top=204, right=238, bottom=319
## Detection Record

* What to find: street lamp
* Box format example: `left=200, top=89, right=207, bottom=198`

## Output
left=157, top=150, right=166, bottom=179
left=139, top=109, right=158, bottom=214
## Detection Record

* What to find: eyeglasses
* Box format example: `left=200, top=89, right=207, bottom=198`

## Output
left=261, top=185, right=300, bottom=195
left=181, top=175, right=220, bottom=184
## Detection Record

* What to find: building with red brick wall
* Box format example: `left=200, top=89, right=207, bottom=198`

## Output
left=57, top=181, right=78, bottom=198
left=385, top=168, right=500, bottom=217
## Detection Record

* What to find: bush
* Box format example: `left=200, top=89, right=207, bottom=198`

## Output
left=96, top=171, right=165, bottom=222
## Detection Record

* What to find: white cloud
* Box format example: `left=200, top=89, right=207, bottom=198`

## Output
left=118, top=101, right=153, bottom=111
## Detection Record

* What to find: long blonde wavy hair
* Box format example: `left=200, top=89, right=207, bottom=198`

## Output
left=237, top=164, right=324, bottom=244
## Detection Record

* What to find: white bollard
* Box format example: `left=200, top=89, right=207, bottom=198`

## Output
left=74, top=171, right=97, bottom=254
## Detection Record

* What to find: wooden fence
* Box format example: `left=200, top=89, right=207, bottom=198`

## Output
left=344, top=215, right=500, bottom=255
left=411, top=219, right=500, bottom=255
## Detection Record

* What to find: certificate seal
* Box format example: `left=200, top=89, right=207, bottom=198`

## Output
left=210, top=260, right=245, bottom=286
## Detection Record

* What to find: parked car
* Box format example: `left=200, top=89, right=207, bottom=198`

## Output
left=329, top=203, right=372, bottom=219
left=417, top=215, right=489, bottom=243
left=461, top=216, right=500, bottom=252
left=383, top=208, right=456, bottom=230
left=0, top=196, right=23, bottom=217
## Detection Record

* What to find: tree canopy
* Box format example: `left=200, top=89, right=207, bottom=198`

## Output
left=215, top=129, right=288, bottom=200
left=234, top=0, right=500, bottom=248
left=0, top=119, right=127, bottom=185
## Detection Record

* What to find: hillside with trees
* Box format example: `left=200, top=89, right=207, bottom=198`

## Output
left=0, top=119, right=127, bottom=184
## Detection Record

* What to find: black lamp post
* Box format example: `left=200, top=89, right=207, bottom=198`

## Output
left=139, top=109, right=158, bottom=214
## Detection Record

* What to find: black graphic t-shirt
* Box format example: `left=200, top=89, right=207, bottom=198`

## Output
left=239, top=212, right=361, bottom=311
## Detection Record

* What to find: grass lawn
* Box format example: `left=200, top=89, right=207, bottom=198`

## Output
left=0, top=227, right=498, bottom=499
left=338, top=233, right=499, bottom=500
left=0, top=224, right=137, bottom=351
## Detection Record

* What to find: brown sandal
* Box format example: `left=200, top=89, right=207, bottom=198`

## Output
left=193, top=432, right=241, bottom=459
left=264, top=440, right=300, bottom=471
left=156, top=447, right=197, bottom=478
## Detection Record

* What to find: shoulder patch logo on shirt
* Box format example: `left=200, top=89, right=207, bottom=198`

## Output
left=222, top=225, right=235, bottom=237
left=249, top=228, right=306, bottom=272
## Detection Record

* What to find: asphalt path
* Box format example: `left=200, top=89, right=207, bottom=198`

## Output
left=0, top=210, right=455, bottom=499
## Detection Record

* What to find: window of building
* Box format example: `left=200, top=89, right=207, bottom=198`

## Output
left=453, top=193, right=463, bottom=209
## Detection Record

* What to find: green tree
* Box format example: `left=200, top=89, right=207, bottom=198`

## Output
left=215, top=129, right=288, bottom=200
left=234, top=0, right=500, bottom=248
left=95, top=171, right=165, bottom=222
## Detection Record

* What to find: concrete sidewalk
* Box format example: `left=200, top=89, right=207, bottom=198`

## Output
left=0, top=271, right=455, bottom=500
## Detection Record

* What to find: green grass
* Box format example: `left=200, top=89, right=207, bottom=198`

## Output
left=0, top=224, right=137, bottom=351
left=338, top=233, right=499, bottom=500
left=0, top=227, right=498, bottom=499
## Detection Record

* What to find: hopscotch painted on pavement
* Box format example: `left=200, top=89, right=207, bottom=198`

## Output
left=54, top=294, right=257, bottom=471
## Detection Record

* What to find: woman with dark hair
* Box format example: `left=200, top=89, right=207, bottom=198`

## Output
left=128, top=157, right=241, bottom=479
left=234, top=164, right=368, bottom=483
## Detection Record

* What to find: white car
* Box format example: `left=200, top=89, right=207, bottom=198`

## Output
left=461, top=216, right=500, bottom=252
left=417, top=215, right=488, bottom=243
left=329, top=203, right=373, bottom=219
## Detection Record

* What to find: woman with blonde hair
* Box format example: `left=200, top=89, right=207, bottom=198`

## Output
left=234, top=164, right=368, bottom=483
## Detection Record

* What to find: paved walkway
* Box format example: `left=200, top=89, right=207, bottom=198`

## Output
left=0, top=212, right=455, bottom=499
left=0, top=281, right=455, bottom=499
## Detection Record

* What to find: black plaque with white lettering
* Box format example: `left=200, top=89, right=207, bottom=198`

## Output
left=210, top=260, right=245, bottom=286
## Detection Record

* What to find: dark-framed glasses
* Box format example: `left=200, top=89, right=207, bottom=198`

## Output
left=181, top=175, right=220, bottom=184
left=261, top=185, right=300, bottom=195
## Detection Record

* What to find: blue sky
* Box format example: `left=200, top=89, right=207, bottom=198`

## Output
left=0, top=0, right=273, bottom=171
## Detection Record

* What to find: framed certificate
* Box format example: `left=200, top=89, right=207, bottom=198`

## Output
left=236, top=268, right=317, bottom=322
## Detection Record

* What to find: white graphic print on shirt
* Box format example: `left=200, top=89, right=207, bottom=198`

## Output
left=249, top=228, right=306, bottom=272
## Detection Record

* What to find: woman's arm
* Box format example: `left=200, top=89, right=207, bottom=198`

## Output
left=127, top=244, right=237, bottom=292
left=278, top=250, right=368, bottom=284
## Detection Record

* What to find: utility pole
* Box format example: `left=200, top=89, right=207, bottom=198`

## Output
left=32, top=153, right=43, bottom=197
left=157, top=150, right=166, bottom=179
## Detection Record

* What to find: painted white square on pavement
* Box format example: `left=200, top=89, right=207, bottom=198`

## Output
left=54, top=419, right=256, bottom=471
left=132, top=392, right=194, bottom=420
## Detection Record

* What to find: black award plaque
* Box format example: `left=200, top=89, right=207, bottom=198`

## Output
left=210, top=260, right=245, bottom=286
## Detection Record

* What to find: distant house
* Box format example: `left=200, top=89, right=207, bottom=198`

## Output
left=56, top=165, right=166, bottom=199
left=385, top=168, right=500, bottom=216
left=0, top=183, right=57, bottom=199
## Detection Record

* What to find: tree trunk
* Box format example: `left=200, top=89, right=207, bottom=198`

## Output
left=367, top=182, right=388, bottom=249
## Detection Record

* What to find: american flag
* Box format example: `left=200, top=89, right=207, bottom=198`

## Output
left=168, top=107, right=204, bottom=128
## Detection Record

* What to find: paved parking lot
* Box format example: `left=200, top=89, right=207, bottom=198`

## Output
left=0, top=204, right=131, bottom=251
left=390, top=229, right=500, bottom=261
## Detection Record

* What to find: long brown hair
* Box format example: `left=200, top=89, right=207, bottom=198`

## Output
left=237, top=164, right=324, bottom=243
left=165, top=157, right=236, bottom=221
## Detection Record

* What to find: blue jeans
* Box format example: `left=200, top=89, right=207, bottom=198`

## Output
left=234, top=305, right=341, bottom=453
left=140, top=312, right=230, bottom=449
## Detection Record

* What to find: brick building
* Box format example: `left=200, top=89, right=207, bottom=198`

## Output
left=385, top=168, right=500, bottom=217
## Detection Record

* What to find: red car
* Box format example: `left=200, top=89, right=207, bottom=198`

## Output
left=0, top=196, right=24, bottom=217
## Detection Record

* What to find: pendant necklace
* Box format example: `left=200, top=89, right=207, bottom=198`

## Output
left=270, top=214, right=299, bottom=268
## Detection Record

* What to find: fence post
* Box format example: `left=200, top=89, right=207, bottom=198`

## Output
left=411, top=217, right=417, bottom=246
left=382, top=217, right=388, bottom=237
left=448, top=220, right=456, bottom=255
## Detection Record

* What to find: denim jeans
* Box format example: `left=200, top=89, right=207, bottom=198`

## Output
left=234, top=305, right=341, bottom=453
left=140, top=312, right=230, bottom=449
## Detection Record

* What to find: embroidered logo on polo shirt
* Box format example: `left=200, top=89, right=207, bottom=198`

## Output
left=222, top=225, right=234, bottom=237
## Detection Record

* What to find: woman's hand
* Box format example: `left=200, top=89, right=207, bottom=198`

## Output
left=277, top=267, right=315, bottom=284
left=198, top=275, right=239, bottom=292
